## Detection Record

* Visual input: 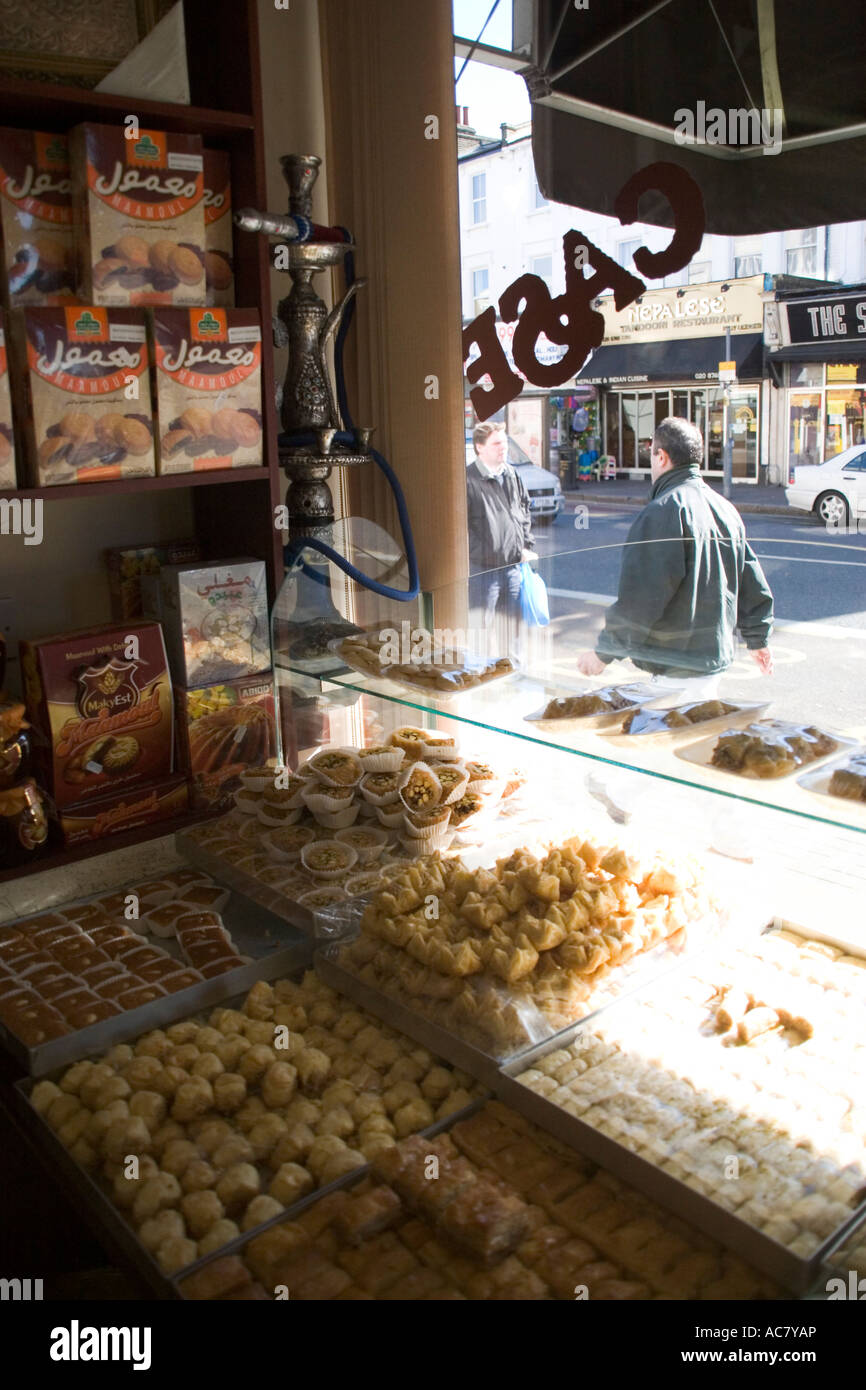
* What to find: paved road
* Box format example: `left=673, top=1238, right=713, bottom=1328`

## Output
left=527, top=506, right=866, bottom=728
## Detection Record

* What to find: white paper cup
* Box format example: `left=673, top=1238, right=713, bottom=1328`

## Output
left=300, top=839, right=358, bottom=880
left=312, top=804, right=361, bottom=830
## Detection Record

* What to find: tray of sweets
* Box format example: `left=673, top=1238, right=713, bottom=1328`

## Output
left=601, top=699, right=770, bottom=745
left=14, top=968, right=487, bottom=1289
left=524, top=682, right=659, bottom=733
left=497, top=924, right=866, bottom=1294
left=0, top=867, right=311, bottom=1075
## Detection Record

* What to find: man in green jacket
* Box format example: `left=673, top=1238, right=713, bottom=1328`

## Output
left=577, top=417, right=774, bottom=699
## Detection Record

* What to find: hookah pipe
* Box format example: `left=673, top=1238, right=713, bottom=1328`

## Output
left=235, top=204, right=420, bottom=603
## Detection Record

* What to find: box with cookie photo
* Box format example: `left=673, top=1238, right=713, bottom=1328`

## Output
left=20, top=621, right=173, bottom=811
left=11, top=305, right=156, bottom=487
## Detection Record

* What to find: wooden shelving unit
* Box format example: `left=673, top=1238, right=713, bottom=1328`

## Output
left=0, top=0, right=284, bottom=878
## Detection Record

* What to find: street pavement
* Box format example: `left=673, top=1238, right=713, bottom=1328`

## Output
left=529, top=505, right=866, bottom=729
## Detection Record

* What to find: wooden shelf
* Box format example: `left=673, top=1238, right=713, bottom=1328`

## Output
left=0, top=806, right=220, bottom=886
left=0, top=74, right=254, bottom=140
left=0, top=467, right=272, bottom=504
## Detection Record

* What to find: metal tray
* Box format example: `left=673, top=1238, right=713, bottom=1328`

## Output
left=15, top=975, right=488, bottom=1298
left=523, top=682, right=660, bottom=732
left=170, top=1096, right=489, bottom=1296
left=495, top=936, right=866, bottom=1297
left=1, top=879, right=312, bottom=1076
left=600, top=699, right=770, bottom=746
left=177, top=831, right=316, bottom=935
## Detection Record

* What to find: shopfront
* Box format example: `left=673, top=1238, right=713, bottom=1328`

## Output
left=766, top=285, right=866, bottom=478
left=576, top=277, right=766, bottom=481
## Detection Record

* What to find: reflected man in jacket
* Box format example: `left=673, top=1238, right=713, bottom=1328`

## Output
left=577, top=416, right=774, bottom=701
left=467, top=423, right=535, bottom=644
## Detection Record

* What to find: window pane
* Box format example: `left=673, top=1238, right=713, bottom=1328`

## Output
left=655, top=392, right=670, bottom=432
left=621, top=394, right=637, bottom=468
left=637, top=394, right=654, bottom=468
left=789, top=392, right=821, bottom=469
left=530, top=255, right=553, bottom=286
left=734, top=254, right=762, bottom=276
left=605, top=396, right=620, bottom=463
left=672, top=390, right=689, bottom=418
left=617, top=239, right=640, bottom=269
left=688, top=261, right=712, bottom=283
left=787, top=246, right=818, bottom=275
left=534, top=179, right=548, bottom=209
left=787, top=363, right=823, bottom=388
left=825, top=387, right=866, bottom=456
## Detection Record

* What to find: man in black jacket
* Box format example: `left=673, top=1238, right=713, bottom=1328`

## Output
left=467, top=422, right=535, bottom=632
left=577, top=416, right=774, bottom=699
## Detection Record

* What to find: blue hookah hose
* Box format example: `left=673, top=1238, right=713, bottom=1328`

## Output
left=281, top=239, right=420, bottom=602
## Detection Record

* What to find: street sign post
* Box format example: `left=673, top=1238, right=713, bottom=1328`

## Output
left=721, top=329, right=734, bottom=499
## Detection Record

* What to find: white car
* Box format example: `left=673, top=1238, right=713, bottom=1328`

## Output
left=786, top=444, right=866, bottom=526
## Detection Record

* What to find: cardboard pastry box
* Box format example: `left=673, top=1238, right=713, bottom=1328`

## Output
left=60, top=773, right=188, bottom=845
left=143, top=558, right=269, bottom=686
left=20, top=620, right=173, bottom=809
left=176, top=672, right=275, bottom=808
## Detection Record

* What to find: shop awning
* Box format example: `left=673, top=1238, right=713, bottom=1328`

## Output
left=767, top=343, right=866, bottom=363
left=528, top=0, right=866, bottom=235
left=576, top=332, right=763, bottom=385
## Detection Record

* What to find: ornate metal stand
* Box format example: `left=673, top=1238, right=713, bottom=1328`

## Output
left=235, top=154, right=372, bottom=542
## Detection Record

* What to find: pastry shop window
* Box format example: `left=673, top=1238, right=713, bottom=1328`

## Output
left=785, top=363, right=866, bottom=473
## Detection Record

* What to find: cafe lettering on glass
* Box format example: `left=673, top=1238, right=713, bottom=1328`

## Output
left=463, top=162, right=706, bottom=420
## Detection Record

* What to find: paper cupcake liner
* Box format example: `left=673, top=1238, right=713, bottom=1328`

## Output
left=307, top=749, right=363, bottom=788
left=356, top=799, right=380, bottom=819
left=312, top=804, right=361, bottom=830
left=398, top=830, right=455, bottom=857
left=375, top=804, right=406, bottom=828
left=297, top=886, right=349, bottom=907
left=334, top=827, right=388, bottom=862
left=434, top=767, right=469, bottom=806
left=302, top=785, right=357, bottom=813
left=402, top=808, right=452, bottom=840
left=233, top=789, right=261, bottom=816
left=398, top=760, right=444, bottom=815
left=263, top=827, right=317, bottom=862
left=257, top=805, right=303, bottom=828
left=344, top=871, right=385, bottom=896
left=262, top=781, right=307, bottom=810
left=359, top=777, right=401, bottom=807
left=239, top=765, right=278, bottom=794
left=422, top=741, right=461, bottom=762
left=357, top=748, right=405, bottom=773
left=300, top=839, right=358, bottom=879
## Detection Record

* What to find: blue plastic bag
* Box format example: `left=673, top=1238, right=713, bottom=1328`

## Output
left=519, top=561, right=550, bottom=627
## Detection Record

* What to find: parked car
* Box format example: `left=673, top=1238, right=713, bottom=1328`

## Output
left=465, top=434, right=564, bottom=521
left=785, top=444, right=866, bottom=526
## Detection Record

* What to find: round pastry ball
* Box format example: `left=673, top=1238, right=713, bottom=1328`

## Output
left=239, top=1044, right=277, bottom=1086
left=31, top=1079, right=62, bottom=1116
left=106, top=1043, right=134, bottom=1068
left=359, top=1132, right=396, bottom=1160
left=307, top=1000, right=338, bottom=1028
left=93, top=1076, right=132, bottom=1109
left=156, top=1236, right=198, bottom=1274
left=285, top=1097, right=320, bottom=1128
left=383, top=1081, right=421, bottom=1115
left=135, top=1030, right=172, bottom=1060
left=235, top=1097, right=268, bottom=1134
left=171, top=1077, right=214, bottom=1123
left=166, top=1020, right=199, bottom=1045
left=358, top=1114, right=395, bottom=1138
left=180, top=1159, right=218, bottom=1195
left=268, top=1162, right=314, bottom=1207
left=384, top=1056, right=426, bottom=1085
left=161, top=1139, right=201, bottom=1178
left=273, top=1004, right=307, bottom=1032
left=366, top=1038, right=401, bottom=1069
left=333, top=1010, right=365, bottom=1041
left=79, top=1064, right=116, bottom=1109
left=47, top=1095, right=84, bottom=1130
left=138, top=1209, right=185, bottom=1253
left=69, top=1137, right=98, bottom=1171
left=248, top=1115, right=288, bottom=1163
left=149, top=1065, right=190, bottom=1100
left=273, top=1028, right=305, bottom=1059
left=212, top=1136, right=255, bottom=1170
left=319, top=1149, right=365, bottom=1185
left=215, top=1162, right=261, bottom=1215
left=58, top=1110, right=93, bottom=1149
left=189, top=1119, right=231, bottom=1156
left=128, top=1090, right=167, bottom=1131
left=111, top=1156, right=160, bottom=1210
left=132, top=1172, right=182, bottom=1225
left=307, top=1136, right=348, bottom=1180
left=191, top=1052, right=225, bottom=1083
left=351, top=1094, right=386, bottom=1124
left=212, top=1072, right=247, bottom=1115
left=59, top=1060, right=95, bottom=1096
left=295, top=1048, right=331, bottom=1094
left=271, top=1123, right=316, bottom=1167
left=243, top=1019, right=277, bottom=1046
left=181, top=1189, right=225, bottom=1239
left=420, top=1066, right=454, bottom=1103
left=121, top=1057, right=164, bottom=1092
left=215, top=1037, right=251, bottom=1069
left=168, top=1043, right=201, bottom=1071
left=195, top=1026, right=224, bottom=1052
left=211, top=1007, right=246, bottom=1037
left=244, top=981, right=275, bottom=1022
left=197, top=1218, right=240, bottom=1257
left=242, top=1194, right=284, bottom=1231
left=315, top=1107, right=354, bottom=1140
left=86, top=1100, right=129, bottom=1147
left=436, top=1088, right=474, bottom=1119
left=261, top=1061, right=297, bottom=1109
left=321, top=1081, right=356, bottom=1112
left=393, top=1099, right=435, bottom=1138
left=149, top=1120, right=186, bottom=1157
left=104, top=1115, right=153, bottom=1162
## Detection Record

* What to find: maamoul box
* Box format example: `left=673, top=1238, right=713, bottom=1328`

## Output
left=0, top=129, right=76, bottom=306
left=151, top=306, right=262, bottom=472
left=203, top=149, right=234, bottom=307
left=0, top=312, right=16, bottom=487
left=70, top=122, right=205, bottom=306
left=13, top=305, right=155, bottom=486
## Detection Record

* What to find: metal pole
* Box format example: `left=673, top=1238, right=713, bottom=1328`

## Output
left=722, top=326, right=733, bottom=500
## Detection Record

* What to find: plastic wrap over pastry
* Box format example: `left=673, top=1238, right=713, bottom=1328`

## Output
left=828, top=751, right=866, bottom=803
left=332, top=630, right=517, bottom=695
left=621, top=700, right=741, bottom=736
left=525, top=683, right=658, bottom=730
left=709, top=720, right=841, bottom=780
